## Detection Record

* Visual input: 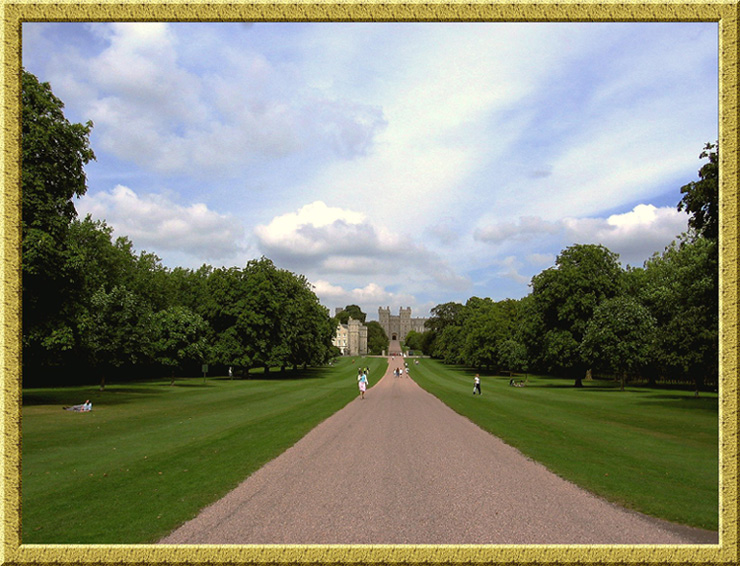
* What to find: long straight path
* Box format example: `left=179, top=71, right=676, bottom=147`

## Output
left=160, top=352, right=717, bottom=545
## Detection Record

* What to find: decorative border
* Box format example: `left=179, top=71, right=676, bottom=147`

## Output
left=2, top=2, right=737, bottom=564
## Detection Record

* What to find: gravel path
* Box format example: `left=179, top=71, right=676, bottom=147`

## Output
left=160, top=353, right=717, bottom=545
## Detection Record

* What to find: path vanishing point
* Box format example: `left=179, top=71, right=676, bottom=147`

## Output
left=160, top=342, right=718, bottom=545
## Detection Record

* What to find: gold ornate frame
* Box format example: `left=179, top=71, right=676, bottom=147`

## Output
left=1, top=1, right=737, bottom=564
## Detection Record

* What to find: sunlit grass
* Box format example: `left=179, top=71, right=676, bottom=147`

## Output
left=21, top=356, right=387, bottom=543
left=411, top=359, right=718, bottom=531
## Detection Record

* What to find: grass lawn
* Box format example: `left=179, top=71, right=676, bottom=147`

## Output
left=21, top=356, right=387, bottom=544
left=410, top=358, right=719, bottom=531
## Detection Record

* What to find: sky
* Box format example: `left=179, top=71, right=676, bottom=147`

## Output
left=22, top=22, right=718, bottom=320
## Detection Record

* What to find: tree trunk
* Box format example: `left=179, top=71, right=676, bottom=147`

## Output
left=99, top=375, right=105, bottom=391
left=620, top=372, right=626, bottom=391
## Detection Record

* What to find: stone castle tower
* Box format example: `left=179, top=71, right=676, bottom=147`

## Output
left=347, top=318, right=368, bottom=356
left=332, top=308, right=368, bottom=356
left=378, top=307, right=427, bottom=342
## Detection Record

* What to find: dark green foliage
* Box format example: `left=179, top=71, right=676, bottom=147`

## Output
left=628, top=236, right=718, bottom=393
left=334, top=304, right=367, bottom=324
left=528, top=244, right=624, bottom=385
left=366, top=321, right=389, bottom=355
left=678, top=142, right=718, bottom=240
left=22, top=72, right=336, bottom=386
left=21, top=70, right=95, bottom=375
left=580, top=296, right=657, bottom=390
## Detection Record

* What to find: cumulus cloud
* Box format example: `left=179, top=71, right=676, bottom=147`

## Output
left=77, top=185, right=247, bottom=261
left=310, top=280, right=423, bottom=319
left=256, top=201, right=471, bottom=293
left=474, top=204, right=688, bottom=267
left=254, top=201, right=395, bottom=263
left=563, top=204, right=688, bottom=266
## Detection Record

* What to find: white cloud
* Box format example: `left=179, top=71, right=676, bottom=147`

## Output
left=563, top=204, right=688, bottom=266
left=77, top=185, right=248, bottom=261
left=311, top=280, right=422, bottom=319
left=256, top=201, right=472, bottom=294
left=50, top=23, right=388, bottom=176
left=254, top=201, right=391, bottom=262
left=473, top=204, right=688, bottom=268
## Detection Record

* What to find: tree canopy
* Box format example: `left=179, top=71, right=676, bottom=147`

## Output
left=21, top=71, right=338, bottom=386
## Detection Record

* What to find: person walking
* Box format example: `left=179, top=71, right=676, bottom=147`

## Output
left=358, top=370, right=368, bottom=400
left=473, top=374, right=481, bottom=395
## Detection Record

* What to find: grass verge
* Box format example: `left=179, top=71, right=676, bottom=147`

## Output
left=410, top=359, right=718, bottom=531
left=21, top=356, right=387, bottom=543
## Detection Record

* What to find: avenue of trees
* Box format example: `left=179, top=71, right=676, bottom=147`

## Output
left=21, top=70, right=336, bottom=387
left=415, top=142, right=719, bottom=394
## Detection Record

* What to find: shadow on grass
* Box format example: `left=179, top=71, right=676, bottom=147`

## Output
left=23, top=367, right=335, bottom=406
left=22, top=385, right=171, bottom=407
left=637, top=395, right=718, bottom=412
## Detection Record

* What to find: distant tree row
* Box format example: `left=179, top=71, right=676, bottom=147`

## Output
left=21, top=69, right=335, bottom=387
left=414, top=143, right=719, bottom=394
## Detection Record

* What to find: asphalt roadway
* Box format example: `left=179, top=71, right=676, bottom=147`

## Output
left=160, top=352, right=718, bottom=545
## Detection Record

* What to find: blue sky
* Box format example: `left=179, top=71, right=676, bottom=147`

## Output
left=22, top=22, right=718, bottom=320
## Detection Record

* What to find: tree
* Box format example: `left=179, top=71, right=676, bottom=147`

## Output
left=530, top=244, right=624, bottom=386
left=22, top=70, right=95, bottom=378
left=497, top=339, right=528, bottom=376
left=366, top=321, right=389, bottom=355
left=460, top=297, right=517, bottom=371
left=631, top=236, right=718, bottom=394
left=78, top=285, right=152, bottom=389
left=403, top=330, right=424, bottom=353
left=151, top=306, right=210, bottom=384
left=335, top=305, right=367, bottom=324
left=580, top=296, right=657, bottom=390
left=425, top=301, right=464, bottom=359
left=678, top=142, right=718, bottom=240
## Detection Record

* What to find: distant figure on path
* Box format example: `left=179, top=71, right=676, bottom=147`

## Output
left=358, top=371, right=368, bottom=399
left=473, top=374, right=481, bottom=395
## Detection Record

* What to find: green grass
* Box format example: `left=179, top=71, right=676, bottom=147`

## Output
left=410, top=359, right=718, bottom=531
left=21, top=356, right=387, bottom=544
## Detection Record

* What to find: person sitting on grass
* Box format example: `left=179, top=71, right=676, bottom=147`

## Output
left=64, top=400, right=92, bottom=412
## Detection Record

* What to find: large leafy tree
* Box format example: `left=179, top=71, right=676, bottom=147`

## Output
left=22, top=70, right=95, bottom=375
left=530, top=244, right=624, bottom=386
left=78, top=285, right=152, bottom=388
left=580, top=296, right=657, bottom=390
left=678, top=142, right=718, bottom=241
left=151, top=306, right=210, bottom=384
left=630, top=236, right=718, bottom=394
left=424, top=301, right=464, bottom=359
left=460, top=297, right=518, bottom=371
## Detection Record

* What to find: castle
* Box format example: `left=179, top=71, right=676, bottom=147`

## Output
left=378, top=307, right=427, bottom=342
left=332, top=313, right=368, bottom=356
left=332, top=307, right=427, bottom=356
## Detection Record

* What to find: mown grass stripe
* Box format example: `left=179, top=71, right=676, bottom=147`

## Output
left=21, top=356, right=387, bottom=543
left=410, top=358, right=718, bottom=531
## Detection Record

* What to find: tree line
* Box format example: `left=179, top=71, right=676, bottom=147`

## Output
left=21, top=69, right=336, bottom=387
left=405, top=142, right=719, bottom=394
